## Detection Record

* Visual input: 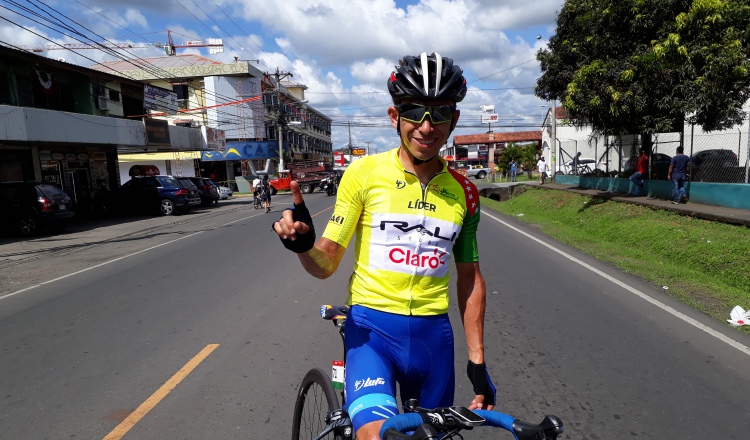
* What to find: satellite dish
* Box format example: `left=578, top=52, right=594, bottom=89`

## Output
left=58, top=58, right=66, bottom=62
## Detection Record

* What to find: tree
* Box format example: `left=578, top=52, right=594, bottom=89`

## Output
left=536, top=0, right=750, bottom=136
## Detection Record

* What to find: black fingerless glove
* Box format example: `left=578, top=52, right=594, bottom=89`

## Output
left=277, top=202, right=316, bottom=253
left=467, top=360, right=497, bottom=406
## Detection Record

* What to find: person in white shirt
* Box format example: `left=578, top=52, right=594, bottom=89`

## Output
left=536, top=156, right=549, bottom=185
left=252, top=176, right=262, bottom=204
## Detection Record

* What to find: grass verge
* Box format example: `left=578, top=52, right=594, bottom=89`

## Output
left=482, top=186, right=750, bottom=333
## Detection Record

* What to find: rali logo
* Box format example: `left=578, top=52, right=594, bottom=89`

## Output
left=379, top=221, right=456, bottom=242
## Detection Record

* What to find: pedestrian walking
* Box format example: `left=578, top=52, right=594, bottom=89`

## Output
left=510, top=159, right=517, bottom=182
left=537, top=156, right=549, bottom=185
left=668, top=146, right=690, bottom=204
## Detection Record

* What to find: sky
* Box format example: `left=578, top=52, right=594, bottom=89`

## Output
left=0, top=0, right=565, bottom=154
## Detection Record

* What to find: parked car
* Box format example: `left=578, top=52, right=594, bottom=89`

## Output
left=466, top=164, right=491, bottom=179
left=690, top=149, right=740, bottom=182
left=0, top=181, right=75, bottom=236
left=623, top=153, right=672, bottom=180
left=174, top=177, right=203, bottom=207
left=213, top=181, right=233, bottom=199
left=185, top=177, right=220, bottom=205
left=101, top=175, right=200, bottom=216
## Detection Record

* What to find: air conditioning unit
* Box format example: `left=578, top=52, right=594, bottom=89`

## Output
left=96, top=96, right=108, bottom=110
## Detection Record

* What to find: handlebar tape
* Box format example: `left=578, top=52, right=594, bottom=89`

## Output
left=472, top=410, right=515, bottom=430
left=379, top=411, right=517, bottom=439
left=379, top=413, right=424, bottom=440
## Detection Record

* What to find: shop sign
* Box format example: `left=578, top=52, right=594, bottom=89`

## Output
left=202, top=126, right=226, bottom=151
left=351, top=148, right=366, bottom=156
left=143, top=118, right=171, bottom=146
left=39, top=150, right=52, bottom=160
left=51, top=153, right=65, bottom=160
left=334, top=151, right=345, bottom=166
left=91, top=152, right=107, bottom=161
left=64, top=153, right=77, bottom=161
left=481, top=113, right=499, bottom=124
left=143, top=84, right=178, bottom=114
left=77, top=153, right=89, bottom=160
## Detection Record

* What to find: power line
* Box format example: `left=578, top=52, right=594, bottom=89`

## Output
left=2, top=2, right=263, bottom=128
left=205, top=0, right=280, bottom=71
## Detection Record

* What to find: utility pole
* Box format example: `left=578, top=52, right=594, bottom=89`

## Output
left=347, top=121, right=352, bottom=153
left=270, top=67, right=293, bottom=171
left=551, top=99, right=557, bottom=175
left=363, top=141, right=372, bottom=156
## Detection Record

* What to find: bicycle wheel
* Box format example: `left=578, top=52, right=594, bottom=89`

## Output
left=291, top=368, right=341, bottom=440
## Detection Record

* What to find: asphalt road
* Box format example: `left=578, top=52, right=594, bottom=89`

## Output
left=1, top=191, right=749, bottom=439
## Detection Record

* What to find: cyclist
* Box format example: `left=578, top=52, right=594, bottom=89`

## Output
left=273, top=52, right=495, bottom=440
left=252, top=175, right=262, bottom=207
left=261, top=175, right=271, bottom=213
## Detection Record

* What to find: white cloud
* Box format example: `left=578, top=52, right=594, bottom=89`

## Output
left=0, top=0, right=565, bottom=154
left=123, top=9, right=149, bottom=29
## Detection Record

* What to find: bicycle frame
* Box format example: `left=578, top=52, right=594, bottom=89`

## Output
left=295, top=305, right=563, bottom=440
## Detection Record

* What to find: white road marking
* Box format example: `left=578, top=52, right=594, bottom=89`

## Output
left=1, top=212, right=266, bottom=299
left=481, top=209, right=750, bottom=357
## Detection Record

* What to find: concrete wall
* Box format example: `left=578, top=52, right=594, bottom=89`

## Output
left=0, top=105, right=207, bottom=151
left=0, top=105, right=146, bottom=145
left=554, top=175, right=750, bottom=210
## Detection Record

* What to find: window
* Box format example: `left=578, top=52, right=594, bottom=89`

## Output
left=16, top=75, right=35, bottom=107
left=172, top=84, right=189, bottom=110
left=0, top=70, right=10, bottom=105
left=172, top=84, right=189, bottom=100
left=60, top=84, right=75, bottom=112
left=109, top=90, right=120, bottom=102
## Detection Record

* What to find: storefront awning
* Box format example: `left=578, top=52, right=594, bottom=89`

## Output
left=118, top=151, right=201, bottom=162
left=201, top=141, right=286, bottom=161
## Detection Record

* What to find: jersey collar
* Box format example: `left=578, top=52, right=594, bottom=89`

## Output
left=389, top=147, right=448, bottom=174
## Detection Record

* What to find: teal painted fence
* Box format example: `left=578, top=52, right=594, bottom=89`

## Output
left=553, top=175, right=750, bottom=210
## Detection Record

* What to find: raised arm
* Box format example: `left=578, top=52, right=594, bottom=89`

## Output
left=273, top=181, right=346, bottom=279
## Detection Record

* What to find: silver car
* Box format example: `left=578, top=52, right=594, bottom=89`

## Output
left=214, top=181, right=233, bottom=199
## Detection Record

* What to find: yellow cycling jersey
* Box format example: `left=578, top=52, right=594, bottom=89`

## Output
left=322, top=148, right=480, bottom=316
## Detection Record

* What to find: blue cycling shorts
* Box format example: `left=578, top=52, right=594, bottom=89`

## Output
left=343, top=305, right=455, bottom=431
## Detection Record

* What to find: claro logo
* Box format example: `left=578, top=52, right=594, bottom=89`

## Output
left=379, top=221, right=456, bottom=242
left=389, top=247, right=447, bottom=269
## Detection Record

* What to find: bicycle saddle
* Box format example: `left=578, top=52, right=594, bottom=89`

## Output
left=320, top=305, right=350, bottom=320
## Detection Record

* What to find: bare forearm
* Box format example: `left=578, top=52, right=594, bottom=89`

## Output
left=297, top=238, right=345, bottom=279
left=457, top=263, right=487, bottom=363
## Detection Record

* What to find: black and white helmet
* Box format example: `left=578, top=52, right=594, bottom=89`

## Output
left=387, top=52, right=467, bottom=104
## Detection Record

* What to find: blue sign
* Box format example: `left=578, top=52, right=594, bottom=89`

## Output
left=201, top=140, right=287, bottom=161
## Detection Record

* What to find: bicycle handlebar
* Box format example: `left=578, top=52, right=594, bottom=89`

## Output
left=380, top=409, right=563, bottom=440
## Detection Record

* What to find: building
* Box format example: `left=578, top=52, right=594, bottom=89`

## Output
left=446, top=131, right=542, bottom=171
left=0, top=45, right=205, bottom=211
left=90, top=55, right=333, bottom=190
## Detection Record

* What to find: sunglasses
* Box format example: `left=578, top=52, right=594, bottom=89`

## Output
left=396, top=103, right=456, bottom=125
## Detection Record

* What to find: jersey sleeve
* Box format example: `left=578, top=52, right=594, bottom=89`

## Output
left=321, top=163, right=365, bottom=248
left=453, top=201, right=480, bottom=263
left=445, top=168, right=480, bottom=264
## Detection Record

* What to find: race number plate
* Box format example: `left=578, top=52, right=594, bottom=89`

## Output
left=332, top=360, right=345, bottom=390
